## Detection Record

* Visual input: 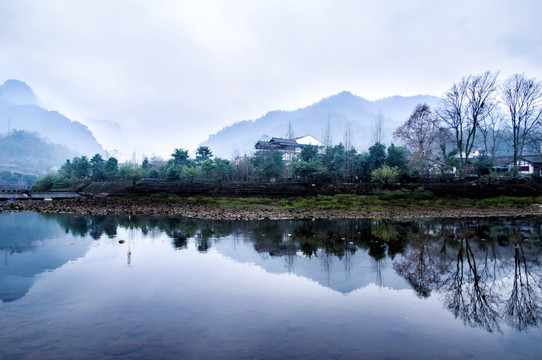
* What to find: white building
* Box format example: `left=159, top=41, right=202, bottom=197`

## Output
left=254, top=135, right=325, bottom=162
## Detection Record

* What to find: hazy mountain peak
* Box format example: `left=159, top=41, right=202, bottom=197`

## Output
left=315, top=90, right=368, bottom=107
left=0, top=79, right=38, bottom=106
left=333, top=90, right=355, bottom=98
left=0, top=79, right=105, bottom=158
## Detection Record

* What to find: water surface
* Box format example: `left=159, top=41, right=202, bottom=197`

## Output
left=1, top=212, right=541, bottom=359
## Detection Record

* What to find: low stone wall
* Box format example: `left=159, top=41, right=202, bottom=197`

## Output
left=81, top=181, right=542, bottom=199
left=0, top=191, right=85, bottom=200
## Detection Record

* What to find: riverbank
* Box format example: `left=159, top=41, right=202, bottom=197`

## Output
left=3, top=194, right=542, bottom=220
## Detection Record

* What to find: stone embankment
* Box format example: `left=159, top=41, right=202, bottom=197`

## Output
left=4, top=197, right=542, bottom=220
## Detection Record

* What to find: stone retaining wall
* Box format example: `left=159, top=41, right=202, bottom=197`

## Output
left=82, top=181, right=542, bottom=199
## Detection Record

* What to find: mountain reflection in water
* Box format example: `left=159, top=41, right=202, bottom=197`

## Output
left=2, top=212, right=540, bottom=336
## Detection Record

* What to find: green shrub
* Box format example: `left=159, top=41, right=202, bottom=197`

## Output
left=371, top=165, right=399, bottom=185
left=411, top=187, right=434, bottom=200
left=33, top=174, right=56, bottom=191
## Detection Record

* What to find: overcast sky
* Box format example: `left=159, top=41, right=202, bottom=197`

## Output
left=1, top=0, right=541, bottom=159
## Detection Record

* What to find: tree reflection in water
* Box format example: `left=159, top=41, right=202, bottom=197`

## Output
left=504, top=234, right=542, bottom=331
left=442, top=237, right=501, bottom=333
left=46, top=213, right=542, bottom=333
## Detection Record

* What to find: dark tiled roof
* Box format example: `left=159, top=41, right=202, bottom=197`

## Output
left=493, top=155, right=542, bottom=166
left=269, top=138, right=297, bottom=145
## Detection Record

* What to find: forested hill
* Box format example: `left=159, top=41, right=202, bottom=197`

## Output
left=200, top=91, right=440, bottom=158
left=0, top=130, right=78, bottom=188
left=0, top=79, right=105, bottom=156
left=0, top=130, right=76, bottom=174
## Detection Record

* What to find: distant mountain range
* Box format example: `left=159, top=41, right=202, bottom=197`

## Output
left=1, top=79, right=443, bottom=180
left=201, top=91, right=441, bottom=158
left=0, top=79, right=105, bottom=157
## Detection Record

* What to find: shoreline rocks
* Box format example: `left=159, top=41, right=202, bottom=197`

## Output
left=2, top=197, right=542, bottom=220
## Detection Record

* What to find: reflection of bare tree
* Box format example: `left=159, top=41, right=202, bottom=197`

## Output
left=320, top=249, right=332, bottom=286
left=393, top=221, right=443, bottom=298
left=284, top=234, right=296, bottom=273
left=441, top=238, right=501, bottom=333
left=343, top=248, right=352, bottom=279
left=372, top=258, right=384, bottom=288
left=390, top=219, right=542, bottom=333
left=394, top=244, right=440, bottom=298
left=504, top=239, right=542, bottom=331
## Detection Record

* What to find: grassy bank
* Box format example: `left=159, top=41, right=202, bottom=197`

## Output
left=176, top=191, right=542, bottom=212
left=4, top=190, right=542, bottom=219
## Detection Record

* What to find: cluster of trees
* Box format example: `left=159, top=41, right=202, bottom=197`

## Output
left=34, top=154, right=121, bottom=190
left=34, top=142, right=410, bottom=190
left=163, top=147, right=236, bottom=183
left=394, top=72, right=542, bottom=176
left=165, top=142, right=409, bottom=184
left=286, top=142, right=407, bottom=184
left=34, top=146, right=241, bottom=190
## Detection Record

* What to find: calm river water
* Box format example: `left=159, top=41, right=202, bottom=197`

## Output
left=1, top=211, right=541, bottom=359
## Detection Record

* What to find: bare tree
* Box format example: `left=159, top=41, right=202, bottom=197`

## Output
left=434, top=127, right=459, bottom=175
left=286, top=120, right=295, bottom=140
left=501, top=73, right=542, bottom=175
left=372, top=111, right=384, bottom=145
left=525, top=129, right=542, bottom=155
left=478, top=109, right=505, bottom=160
left=322, top=113, right=332, bottom=148
left=343, top=121, right=352, bottom=152
left=438, top=71, right=499, bottom=173
left=393, top=103, right=441, bottom=174
left=343, top=122, right=355, bottom=181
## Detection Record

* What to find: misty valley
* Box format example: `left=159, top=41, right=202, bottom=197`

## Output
left=1, top=212, right=541, bottom=359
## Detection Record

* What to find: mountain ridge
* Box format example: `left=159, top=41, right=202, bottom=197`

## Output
left=0, top=79, right=105, bottom=157
left=201, top=91, right=441, bottom=158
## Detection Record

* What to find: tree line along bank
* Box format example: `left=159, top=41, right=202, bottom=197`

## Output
left=34, top=71, right=542, bottom=191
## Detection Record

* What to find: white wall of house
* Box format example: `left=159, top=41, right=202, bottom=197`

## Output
left=506, top=159, right=535, bottom=174
left=296, top=135, right=323, bottom=146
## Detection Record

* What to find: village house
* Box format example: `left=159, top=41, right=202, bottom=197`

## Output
left=493, top=155, right=542, bottom=175
left=254, top=135, right=324, bottom=162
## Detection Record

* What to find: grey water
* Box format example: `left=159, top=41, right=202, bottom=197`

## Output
left=1, top=211, right=541, bottom=359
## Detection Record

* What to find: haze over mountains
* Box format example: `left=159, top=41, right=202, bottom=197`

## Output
left=0, top=80, right=105, bottom=157
left=1, top=78, right=442, bottom=176
left=201, top=91, right=440, bottom=158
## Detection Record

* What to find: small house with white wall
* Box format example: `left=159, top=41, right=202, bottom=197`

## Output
left=255, top=135, right=325, bottom=162
left=493, top=155, right=542, bottom=175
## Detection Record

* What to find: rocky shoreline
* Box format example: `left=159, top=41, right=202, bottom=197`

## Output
left=3, top=197, right=542, bottom=220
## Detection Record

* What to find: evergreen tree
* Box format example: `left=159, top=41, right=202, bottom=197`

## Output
left=195, top=146, right=213, bottom=166
left=385, top=143, right=408, bottom=175
left=103, top=157, right=119, bottom=180
left=252, top=151, right=285, bottom=182
left=90, top=153, right=105, bottom=181
left=171, top=148, right=190, bottom=167
left=368, top=143, right=386, bottom=172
